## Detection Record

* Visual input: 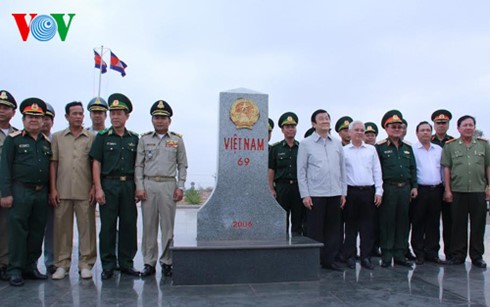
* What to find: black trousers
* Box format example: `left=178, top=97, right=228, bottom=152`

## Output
left=450, top=192, right=487, bottom=262
left=275, top=182, right=305, bottom=235
left=410, top=185, right=442, bottom=259
left=307, top=196, right=341, bottom=265
left=341, top=186, right=375, bottom=260
left=441, top=200, right=452, bottom=259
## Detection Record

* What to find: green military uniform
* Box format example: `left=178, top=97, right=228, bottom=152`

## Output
left=89, top=93, right=139, bottom=271
left=375, top=110, right=417, bottom=264
left=0, top=98, right=51, bottom=280
left=269, top=112, right=304, bottom=235
left=441, top=137, right=490, bottom=262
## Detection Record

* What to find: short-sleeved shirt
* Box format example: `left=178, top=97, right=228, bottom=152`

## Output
left=51, top=128, right=95, bottom=200
left=441, top=137, right=490, bottom=192
left=0, top=130, right=51, bottom=196
left=268, top=140, right=299, bottom=181
left=89, top=127, right=139, bottom=176
left=375, top=138, right=417, bottom=189
left=135, top=131, right=188, bottom=190
left=431, top=134, right=454, bottom=148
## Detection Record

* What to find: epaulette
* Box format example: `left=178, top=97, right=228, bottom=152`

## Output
left=445, top=138, right=457, bottom=144
left=98, top=128, right=109, bottom=135
left=140, top=131, right=153, bottom=137
left=42, top=133, right=51, bottom=143
left=9, top=130, right=22, bottom=138
left=170, top=131, right=183, bottom=138
left=477, top=137, right=489, bottom=143
left=402, top=140, right=412, bottom=146
left=271, top=141, right=281, bottom=147
left=376, top=139, right=387, bottom=145
left=128, top=130, right=139, bottom=137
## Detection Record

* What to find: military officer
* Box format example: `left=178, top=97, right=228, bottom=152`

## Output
left=335, top=116, right=353, bottom=146
left=135, top=100, right=188, bottom=278
left=376, top=110, right=417, bottom=269
left=442, top=115, right=490, bottom=268
left=430, top=109, right=454, bottom=260
left=0, top=90, right=18, bottom=281
left=0, top=98, right=51, bottom=286
left=89, top=93, right=140, bottom=279
left=269, top=112, right=304, bottom=236
left=86, top=97, right=108, bottom=134
left=364, top=122, right=378, bottom=145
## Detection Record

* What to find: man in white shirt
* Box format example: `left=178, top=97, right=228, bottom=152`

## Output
left=340, top=121, right=383, bottom=270
left=297, top=109, right=347, bottom=271
left=411, top=121, right=443, bottom=265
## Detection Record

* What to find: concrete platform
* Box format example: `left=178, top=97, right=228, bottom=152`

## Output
left=0, top=207, right=490, bottom=306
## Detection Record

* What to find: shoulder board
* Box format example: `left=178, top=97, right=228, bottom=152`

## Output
left=9, top=130, right=22, bottom=137
left=445, top=138, right=457, bottom=144
left=477, top=137, right=489, bottom=143
left=12, top=126, right=19, bottom=131
left=376, top=139, right=387, bottom=145
left=447, top=135, right=455, bottom=139
left=42, top=133, right=51, bottom=143
left=271, top=141, right=280, bottom=147
left=140, top=131, right=153, bottom=137
left=402, top=140, right=412, bottom=146
left=170, top=131, right=183, bottom=138
left=98, top=129, right=109, bottom=135
left=128, top=130, right=139, bottom=137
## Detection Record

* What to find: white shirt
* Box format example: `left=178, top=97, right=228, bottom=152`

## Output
left=343, top=142, right=383, bottom=196
left=413, top=141, right=443, bottom=185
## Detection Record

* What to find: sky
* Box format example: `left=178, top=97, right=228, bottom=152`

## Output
left=1, top=0, right=490, bottom=188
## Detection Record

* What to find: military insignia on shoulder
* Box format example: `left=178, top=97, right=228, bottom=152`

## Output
left=170, top=131, right=183, bottom=138
left=477, top=137, right=489, bottom=143
left=445, top=138, right=457, bottom=144
left=141, top=131, right=153, bottom=137
left=271, top=141, right=280, bottom=147
left=376, top=139, right=387, bottom=145
left=42, top=133, right=51, bottom=143
left=9, top=130, right=22, bottom=137
left=98, top=129, right=109, bottom=135
left=128, top=130, right=139, bottom=137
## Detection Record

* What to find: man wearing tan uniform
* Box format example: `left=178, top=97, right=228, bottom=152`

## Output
left=49, top=101, right=97, bottom=280
left=135, top=100, right=188, bottom=278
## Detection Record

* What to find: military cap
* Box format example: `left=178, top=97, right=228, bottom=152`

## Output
left=364, top=122, right=378, bottom=136
left=0, top=90, right=17, bottom=109
left=87, top=97, right=108, bottom=112
left=278, top=112, right=298, bottom=128
left=108, top=93, right=132, bottom=113
left=45, top=103, right=55, bottom=118
left=19, top=98, right=47, bottom=116
left=304, top=127, right=315, bottom=138
left=268, top=118, right=274, bottom=131
left=151, top=100, right=173, bottom=117
left=335, top=116, right=353, bottom=132
left=381, top=110, right=403, bottom=128
left=431, top=109, right=452, bottom=123
left=402, top=118, right=408, bottom=127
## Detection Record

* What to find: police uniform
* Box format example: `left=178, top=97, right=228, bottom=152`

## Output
left=135, top=100, right=188, bottom=277
left=430, top=109, right=454, bottom=259
left=335, top=116, right=353, bottom=146
left=89, top=93, right=139, bottom=277
left=0, top=90, right=18, bottom=281
left=0, top=98, right=51, bottom=286
left=375, top=110, right=417, bottom=267
left=269, top=112, right=304, bottom=235
left=86, top=97, right=108, bottom=134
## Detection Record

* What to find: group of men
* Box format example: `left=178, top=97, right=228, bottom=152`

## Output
left=0, top=90, right=188, bottom=286
left=268, top=108, right=490, bottom=271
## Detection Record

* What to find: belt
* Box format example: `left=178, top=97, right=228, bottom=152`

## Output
left=15, top=181, right=46, bottom=191
left=145, top=176, right=175, bottom=182
left=275, top=179, right=298, bottom=184
left=385, top=181, right=409, bottom=188
left=103, top=175, right=134, bottom=181
left=419, top=184, right=443, bottom=189
left=348, top=185, right=374, bottom=191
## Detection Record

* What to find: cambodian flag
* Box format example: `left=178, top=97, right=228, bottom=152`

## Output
left=110, top=51, right=128, bottom=77
left=94, top=50, right=107, bottom=73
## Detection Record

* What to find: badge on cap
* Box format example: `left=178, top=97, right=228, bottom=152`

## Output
left=113, top=100, right=119, bottom=106
left=158, top=101, right=164, bottom=108
left=393, top=115, right=399, bottom=120
left=0, top=92, right=7, bottom=100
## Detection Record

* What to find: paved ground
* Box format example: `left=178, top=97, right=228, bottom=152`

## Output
left=1, top=207, right=490, bottom=306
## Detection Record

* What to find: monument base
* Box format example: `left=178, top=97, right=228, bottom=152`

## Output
left=171, top=237, right=322, bottom=285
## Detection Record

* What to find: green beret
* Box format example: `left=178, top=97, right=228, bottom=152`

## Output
left=87, top=97, right=108, bottom=112
left=268, top=118, right=274, bottom=131
left=431, top=109, right=452, bottom=122
left=278, top=112, right=298, bottom=128
left=364, top=122, right=378, bottom=136
left=381, top=110, right=403, bottom=128
left=108, top=93, right=132, bottom=113
left=20, top=98, right=47, bottom=116
left=0, top=90, right=17, bottom=109
left=151, top=100, right=173, bottom=117
left=335, top=116, right=353, bottom=132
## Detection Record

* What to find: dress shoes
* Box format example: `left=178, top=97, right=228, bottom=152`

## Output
left=381, top=260, right=391, bottom=268
left=141, top=265, right=156, bottom=277
left=80, top=268, right=93, bottom=279
left=415, top=257, right=424, bottom=265
left=346, top=258, right=356, bottom=269
left=47, top=265, right=57, bottom=275
left=394, top=259, right=414, bottom=269
left=0, top=267, right=9, bottom=281
left=52, top=267, right=67, bottom=280
left=472, top=259, right=487, bottom=269
left=162, top=264, right=173, bottom=277
left=361, top=258, right=374, bottom=270
left=443, top=258, right=464, bottom=265
left=120, top=267, right=141, bottom=277
left=23, top=268, right=48, bottom=280
left=322, top=263, right=343, bottom=272
left=101, top=269, right=114, bottom=280
left=425, top=257, right=442, bottom=264
left=9, top=275, right=24, bottom=287
left=405, top=251, right=416, bottom=261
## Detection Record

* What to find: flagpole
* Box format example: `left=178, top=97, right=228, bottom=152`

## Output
left=97, top=45, right=104, bottom=98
